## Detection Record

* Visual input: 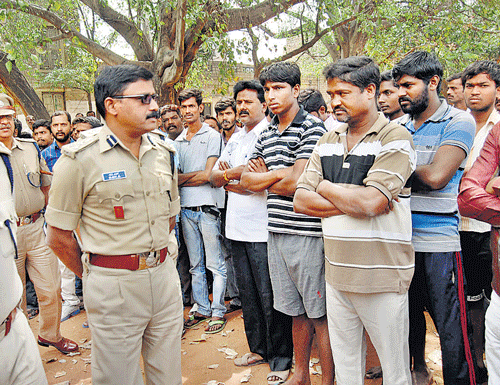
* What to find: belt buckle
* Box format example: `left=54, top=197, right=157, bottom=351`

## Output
left=137, top=251, right=158, bottom=270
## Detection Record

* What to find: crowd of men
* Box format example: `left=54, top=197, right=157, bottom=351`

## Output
left=1, top=50, right=500, bottom=385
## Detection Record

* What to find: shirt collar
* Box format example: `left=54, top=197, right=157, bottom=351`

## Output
left=269, top=106, right=308, bottom=131
left=0, top=141, right=11, bottom=155
left=486, top=108, right=500, bottom=128
left=175, top=123, right=210, bottom=142
left=333, top=112, right=389, bottom=135
left=245, top=118, right=268, bottom=137
left=98, top=124, right=155, bottom=155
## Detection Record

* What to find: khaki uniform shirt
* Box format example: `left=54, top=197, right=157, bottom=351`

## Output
left=45, top=125, right=180, bottom=255
left=10, top=138, right=51, bottom=217
left=0, top=143, right=22, bottom=321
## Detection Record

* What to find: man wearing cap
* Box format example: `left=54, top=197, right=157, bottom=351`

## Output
left=0, top=93, right=78, bottom=355
left=0, top=95, right=48, bottom=385
left=46, top=64, right=183, bottom=385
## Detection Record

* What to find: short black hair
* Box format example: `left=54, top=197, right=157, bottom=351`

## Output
left=214, top=97, right=236, bottom=114
left=392, top=51, right=443, bottom=93
left=298, top=89, right=327, bottom=114
left=178, top=89, right=203, bottom=106
left=446, top=73, right=462, bottom=83
left=32, top=119, right=51, bottom=131
left=13, top=118, right=22, bottom=136
left=204, top=116, right=220, bottom=129
left=51, top=111, right=72, bottom=125
left=462, top=60, right=500, bottom=88
left=86, top=116, right=104, bottom=128
left=323, top=56, right=380, bottom=93
left=233, top=80, right=266, bottom=103
left=160, top=105, right=181, bottom=117
left=94, top=64, right=154, bottom=118
left=72, top=117, right=87, bottom=125
left=259, top=62, right=301, bottom=88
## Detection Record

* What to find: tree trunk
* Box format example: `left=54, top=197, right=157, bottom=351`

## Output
left=0, top=52, right=50, bottom=119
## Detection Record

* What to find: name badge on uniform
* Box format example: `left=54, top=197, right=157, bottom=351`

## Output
left=342, top=162, right=350, bottom=169
left=114, top=206, right=125, bottom=219
left=102, top=170, right=126, bottom=181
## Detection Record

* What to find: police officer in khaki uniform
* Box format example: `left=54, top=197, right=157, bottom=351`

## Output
left=0, top=93, right=78, bottom=355
left=0, top=98, right=47, bottom=385
left=46, top=65, right=183, bottom=385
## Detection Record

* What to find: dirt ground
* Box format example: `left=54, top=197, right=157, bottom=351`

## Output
left=30, top=306, right=445, bottom=385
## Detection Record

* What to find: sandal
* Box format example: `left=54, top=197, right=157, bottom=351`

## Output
left=204, top=317, right=227, bottom=334
left=234, top=352, right=266, bottom=367
left=267, top=370, right=289, bottom=385
left=184, top=312, right=209, bottom=329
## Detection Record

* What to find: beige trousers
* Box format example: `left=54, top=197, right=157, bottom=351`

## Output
left=0, top=309, right=48, bottom=385
left=15, top=216, right=62, bottom=342
left=83, top=253, right=183, bottom=385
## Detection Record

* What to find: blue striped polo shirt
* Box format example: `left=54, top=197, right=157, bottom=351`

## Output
left=400, top=100, right=475, bottom=252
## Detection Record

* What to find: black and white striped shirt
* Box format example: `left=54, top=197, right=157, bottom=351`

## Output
left=251, top=107, right=326, bottom=237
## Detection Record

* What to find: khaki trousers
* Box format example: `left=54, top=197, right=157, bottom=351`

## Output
left=0, top=309, right=48, bottom=385
left=83, top=253, right=183, bottom=385
left=15, top=216, right=62, bottom=342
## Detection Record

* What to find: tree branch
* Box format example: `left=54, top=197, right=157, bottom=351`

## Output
left=224, top=0, right=304, bottom=32
left=1, top=0, right=130, bottom=66
left=78, top=0, right=154, bottom=61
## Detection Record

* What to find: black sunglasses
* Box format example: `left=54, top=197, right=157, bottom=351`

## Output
left=112, top=93, right=159, bottom=104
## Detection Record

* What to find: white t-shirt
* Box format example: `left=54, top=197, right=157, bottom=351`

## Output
left=214, top=119, right=268, bottom=242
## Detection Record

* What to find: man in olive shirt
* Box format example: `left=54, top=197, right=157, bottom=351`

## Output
left=46, top=65, right=182, bottom=385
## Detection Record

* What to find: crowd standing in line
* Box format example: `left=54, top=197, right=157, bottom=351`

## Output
left=2, top=50, right=500, bottom=385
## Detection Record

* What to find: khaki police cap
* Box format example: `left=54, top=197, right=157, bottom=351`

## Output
left=0, top=93, right=15, bottom=117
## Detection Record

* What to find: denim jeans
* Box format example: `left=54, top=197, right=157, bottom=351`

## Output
left=181, top=208, right=227, bottom=318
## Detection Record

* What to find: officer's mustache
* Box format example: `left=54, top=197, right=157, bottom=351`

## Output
left=147, top=111, right=160, bottom=120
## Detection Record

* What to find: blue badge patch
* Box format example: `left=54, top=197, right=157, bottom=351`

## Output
left=102, top=170, right=126, bottom=181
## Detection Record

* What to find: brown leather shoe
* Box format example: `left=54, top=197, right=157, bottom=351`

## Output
left=38, top=336, right=79, bottom=354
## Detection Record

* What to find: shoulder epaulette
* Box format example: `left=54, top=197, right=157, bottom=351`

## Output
left=62, top=134, right=99, bottom=159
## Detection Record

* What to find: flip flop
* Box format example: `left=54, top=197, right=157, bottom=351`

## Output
left=184, top=313, right=209, bottom=329
left=234, top=352, right=266, bottom=367
left=204, top=318, right=227, bottom=334
left=267, top=370, right=289, bottom=385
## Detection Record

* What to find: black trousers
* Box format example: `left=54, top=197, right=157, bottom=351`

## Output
left=409, top=251, right=477, bottom=384
left=231, top=240, right=293, bottom=371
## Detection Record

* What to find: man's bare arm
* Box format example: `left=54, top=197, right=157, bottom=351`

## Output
left=210, top=162, right=245, bottom=188
left=240, top=158, right=292, bottom=192
left=268, top=158, right=308, bottom=197
left=293, top=188, right=344, bottom=217
left=179, top=157, right=219, bottom=187
left=41, top=186, right=50, bottom=206
left=413, top=145, right=467, bottom=191
left=317, top=181, right=391, bottom=218
left=46, top=225, right=83, bottom=278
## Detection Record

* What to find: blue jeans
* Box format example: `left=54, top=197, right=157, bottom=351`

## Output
left=181, top=208, right=226, bottom=318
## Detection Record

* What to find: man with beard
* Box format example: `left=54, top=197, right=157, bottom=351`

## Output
left=42, top=111, right=81, bottom=323
left=378, top=70, right=404, bottom=121
left=32, top=119, right=53, bottom=150
left=459, top=60, right=500, bottom=384
left=447, top=73, right=467, bottom=111
left=215, top=97, right=239, bottom=145
left=42, top=111, right=73, bottom=171
left=393, top=51, right=476, bottom=385
left=214, top=96, right=241, bottom=313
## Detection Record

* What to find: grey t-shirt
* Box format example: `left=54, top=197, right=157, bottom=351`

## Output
left=174, top=123, right=225, bottom=208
